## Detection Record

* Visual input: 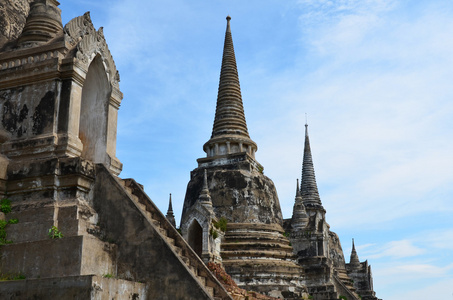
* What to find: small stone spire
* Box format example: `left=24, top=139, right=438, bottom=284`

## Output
left=350, top=238, right=361, bottom=269
left=300, top=123, right=323, bottom=208
left=291, top=179, right=308, bottom=230
left=18, top=0, right=63, bottom=47
left=166, top=193, right=176, bottom=227
left=203, top=16, right=257, bottom=158
left=199, top=169, right=213, bottom=208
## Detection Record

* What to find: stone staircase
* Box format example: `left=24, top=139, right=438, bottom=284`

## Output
left=333, top=268, right=360, bottom=300
left=118, top=177, right=232, bottom=300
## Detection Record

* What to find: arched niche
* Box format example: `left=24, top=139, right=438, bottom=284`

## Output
left=188, top=219, right=203, bottom=258
left=79, top=55, right=111, bottom=165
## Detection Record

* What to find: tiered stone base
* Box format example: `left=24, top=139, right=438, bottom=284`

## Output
left=222, top=223, right=306, bottom=299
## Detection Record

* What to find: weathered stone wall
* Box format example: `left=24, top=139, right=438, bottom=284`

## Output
left=183, top=162, right=283, bottom=224
left=328, top=231, right=346, bottom=270
left=0, top=275, right=147, bottom=300
left=93, top=165, right=217, bottom=300
left=1, top=81, right=59, bottom=140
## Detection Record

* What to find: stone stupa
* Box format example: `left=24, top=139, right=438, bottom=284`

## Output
left=181, top=16, right=306, bottom=299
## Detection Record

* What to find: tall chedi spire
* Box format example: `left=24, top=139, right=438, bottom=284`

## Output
left=301, top=123, right=323, bottom=209
left=181, top=17, right=305, bottom=298
left=203, top=16, right=257, bottom=160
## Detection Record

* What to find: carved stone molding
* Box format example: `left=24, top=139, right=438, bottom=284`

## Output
left=63, top=12, right=120, bottom=89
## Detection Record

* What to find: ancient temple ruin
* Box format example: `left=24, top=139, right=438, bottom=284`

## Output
left=1, top=1, right=381, bottom=299
left=0, top=1, right=231, bottom=299
left=283, top=124, right=380, bottom=300
left=180, top=16, right=381, bottom=300
left=181, top=16, right=305, bottom=299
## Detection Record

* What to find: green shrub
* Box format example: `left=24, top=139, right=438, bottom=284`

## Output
left=214, top=217, right=227, bottom=232
left=209, top=227, right=219, bottom=239
left=48, top=226, right=64, bottom=239
left=0, top=199, right=17, bottom=245
left=0, top=198, right=11, bottom=214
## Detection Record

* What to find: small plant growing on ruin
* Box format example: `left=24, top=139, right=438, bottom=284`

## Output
left=213, top=217, right=227, bottom=232
left=0, top=198, right=18, bottom=246
left=339, top=295, right=348, bottom=300
left=0, top=220, right=13, bottom=245
left=48, top=226, right=64, bottom=239
left=210, top=227, right=219, bottom=239
left=0, top=198, right=12, bottom=214
left=0, top=273, right=26, bottom=281
left=103, top=273, right=114, bottom=278
left=257, top=165, right=264, bottom=174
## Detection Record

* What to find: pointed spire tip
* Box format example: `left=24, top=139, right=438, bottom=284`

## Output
left=226, top=15, right=231, bottom=33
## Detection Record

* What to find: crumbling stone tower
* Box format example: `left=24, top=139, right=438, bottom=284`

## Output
left=346, top=240, right=380, bottom=300
left=181, top=16, right=306, bottom=299
left=288, top=124, right=353, bottom=299
left=0, top=2, right=232, bottom=299
left=286, top=124, right=381, bottom=300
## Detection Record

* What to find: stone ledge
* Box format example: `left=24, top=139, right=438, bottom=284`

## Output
left=0, top=235, right=115, bottom=279
left=222, top=249, right=295, bottom=260
left=0, top=275, right=147, bottom=300
left=226, top=222, right=285, bottom=232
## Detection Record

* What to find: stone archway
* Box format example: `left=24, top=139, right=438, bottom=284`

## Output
left=188, top=219, right=203, bottom=258
left=79, top=55, right=111, bottom=165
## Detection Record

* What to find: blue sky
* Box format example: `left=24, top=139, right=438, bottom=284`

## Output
left=60, top=1, right=453, bottom=299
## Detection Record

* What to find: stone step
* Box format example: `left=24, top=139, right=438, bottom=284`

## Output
left=136, top=201, right=146, bottom=211
left=173, top=246, right=182, bottom=255
left=205, top=285, right=214, bottom=297
left=158, top=227, right=167, bottom=236
left=221, top=241, right=293, bottom=251
left=188, top=265, right=197, bottom=275
left=224, top=233, right=290, bottom=243
left=144, top=210, right=153, bottom=219
left=197, top=275, right=206, bottom=286
left=221, top=249, right=294, bottom=259
left=165, top=236, right=175, bottom=246
left=181, top=256, right=190, bottom=265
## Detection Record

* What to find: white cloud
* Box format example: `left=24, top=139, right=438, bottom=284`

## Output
left=388, top=278, right=453, bottom=300
left=366, top=240, right=425, bottom=259
left=376, top=261, right=453, bottom=280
